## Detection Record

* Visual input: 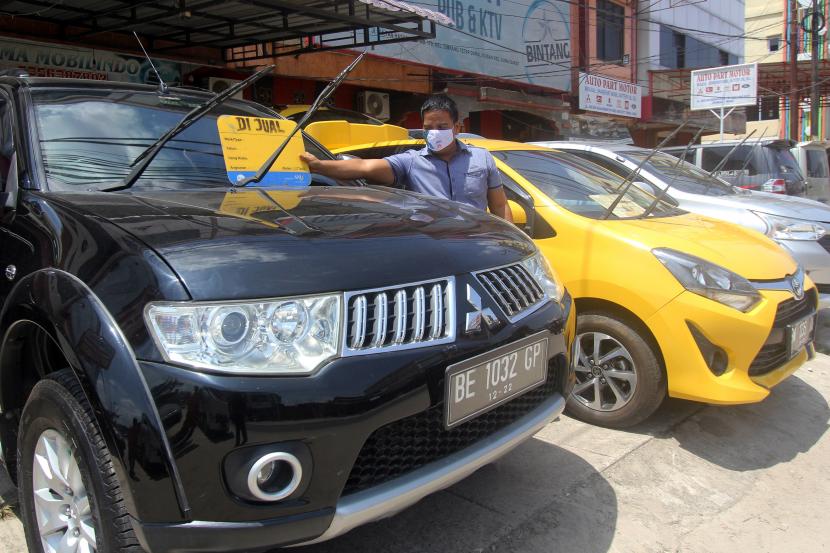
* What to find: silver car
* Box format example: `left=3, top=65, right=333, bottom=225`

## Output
left=533, top=141, right=830, bottom=307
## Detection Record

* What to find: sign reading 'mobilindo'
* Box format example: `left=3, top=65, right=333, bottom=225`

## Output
left=690, top=63, right=757, bottom=111
left=578, top=73, right=641, bottom=118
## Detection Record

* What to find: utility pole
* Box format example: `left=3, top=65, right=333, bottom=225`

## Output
left=791, top=0, right=800, bottom=141
left=811, top=0, right=821, bottom=139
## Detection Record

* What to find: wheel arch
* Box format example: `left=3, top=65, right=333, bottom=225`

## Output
left=573, top=296, right=667, bottom=375
left=0, top=268, right=189, bottom=522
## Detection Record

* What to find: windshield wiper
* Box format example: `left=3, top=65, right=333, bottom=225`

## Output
left=234, top=52, right=365, bottom=188
left=601, top=120, right=688, bottom=220
left=641, top=125, right=705, bottom=218
left=101, top=64, right=274, bottom=192
left=702, top=129, right=757, bottom=195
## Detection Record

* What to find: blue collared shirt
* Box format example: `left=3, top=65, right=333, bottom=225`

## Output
left=384, top=141, right=501, bottom=211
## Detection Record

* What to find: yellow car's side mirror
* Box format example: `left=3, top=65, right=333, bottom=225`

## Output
left=508, top=200, right=527, bottom=225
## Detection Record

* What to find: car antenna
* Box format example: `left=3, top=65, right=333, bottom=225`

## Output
left=601, top=120, right=688, bottom=220
left=234, top=51, right=366, bottom=188
left=641, top=125, right=705, bottom=218
left=133, top=31, right=168, bottom=95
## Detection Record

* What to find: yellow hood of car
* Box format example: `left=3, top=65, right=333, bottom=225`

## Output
left=608, top=212, right=797, bottom=280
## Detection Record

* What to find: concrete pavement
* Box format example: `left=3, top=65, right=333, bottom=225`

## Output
left=1, top=355, right=829, bottom=553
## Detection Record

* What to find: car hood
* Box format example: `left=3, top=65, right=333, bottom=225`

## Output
left=58, top=187, right=535, bottom=301
left=611, top=213, right=797, bottom=280
left=704, top=190, right=830, bottom=222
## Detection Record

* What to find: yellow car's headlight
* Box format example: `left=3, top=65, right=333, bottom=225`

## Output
left=653, top=248, right=762, bottom=312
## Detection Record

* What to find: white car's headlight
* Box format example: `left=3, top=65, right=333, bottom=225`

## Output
left=653, top=248, right=761, bottom=312
left=522, top=253, right=565, bottom=303
left=145, top=294, right=341, bottom=374
left=751, top=211, right=826, bottom=241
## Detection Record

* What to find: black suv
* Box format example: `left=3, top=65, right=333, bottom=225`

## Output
left=0, top=76, right=574, bottom=552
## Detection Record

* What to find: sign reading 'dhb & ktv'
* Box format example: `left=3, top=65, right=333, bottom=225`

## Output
left=578, top=73, right=642, bottom=118
left=369, top=0, right=572, bottom=91
left=690, top=63, right=757, bottom=111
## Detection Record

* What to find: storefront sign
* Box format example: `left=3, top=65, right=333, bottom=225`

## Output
left=0, top=38, right=181, bottom=84
left=578, top=73, right=641, bottom=118
left=368, top=0, right=571, bottom=91
left=690, top=63, right=757, bottom=111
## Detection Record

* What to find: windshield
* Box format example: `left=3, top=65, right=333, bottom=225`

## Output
left=31, top=88, right=336, bottom=191
left=623, top=151, right=736, bottom=196
left=491, top=150, right=681, bottom=219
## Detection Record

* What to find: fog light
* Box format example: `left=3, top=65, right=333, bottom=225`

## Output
left=687, top=322, right=728, bottom=376
left=247, top=452, right=302, bottom=502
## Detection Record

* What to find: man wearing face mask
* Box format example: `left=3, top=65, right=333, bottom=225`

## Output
left=299, top=94, right=512, bottom=221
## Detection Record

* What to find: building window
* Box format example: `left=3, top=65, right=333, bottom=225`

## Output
left=719, top=49, right=729, bottom=65
left=768, top=35, right=781, bottom=52
left=746, top=97, right=780, bottom=121
left=597, top=0, right=624, bottom=62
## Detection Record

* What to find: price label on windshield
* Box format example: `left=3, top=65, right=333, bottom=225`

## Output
left=217, top=116, right=311, bottom=187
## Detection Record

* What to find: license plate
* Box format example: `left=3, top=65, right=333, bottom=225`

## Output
left=789, top=315, right=815, bottom=358
left=445, top=332, right=549, bottom=428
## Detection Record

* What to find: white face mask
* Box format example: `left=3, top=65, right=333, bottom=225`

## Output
left=426, top=129, right=455, bottom=152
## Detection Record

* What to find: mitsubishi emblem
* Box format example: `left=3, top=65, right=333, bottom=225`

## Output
left=465, top=284, right=499, bottom=334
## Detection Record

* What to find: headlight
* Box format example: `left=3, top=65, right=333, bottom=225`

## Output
left=145, top=294, right=341, bottom=374
left=653, top=248, right=761, bottom=312
left=751, top=211, right=826, bottom=241
left=521, top=253, right=565, bottom=303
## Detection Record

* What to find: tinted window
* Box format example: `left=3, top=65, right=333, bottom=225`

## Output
left=622, top=151, right=736, bottom=196
left=491, top=150, right=679, bottom=219
left=31, top=89, right=340, bottom=191
left=806, top=149, right=829, bottom=178
left=699, top=145, right=762, bottom=176
left=0, top=98, right=12, bottom=189
left=767, top=147, right=802, bottom=176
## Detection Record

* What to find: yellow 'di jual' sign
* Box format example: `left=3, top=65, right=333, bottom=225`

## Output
left=217, top=115, right=311, bottom=187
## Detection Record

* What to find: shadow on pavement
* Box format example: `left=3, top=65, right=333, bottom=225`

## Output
left=627, top=374, right=829, bottom=472
left=292, top=437, right=617, bottom=553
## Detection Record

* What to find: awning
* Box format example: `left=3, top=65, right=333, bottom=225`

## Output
left=0, top=0, right=452, bottom=61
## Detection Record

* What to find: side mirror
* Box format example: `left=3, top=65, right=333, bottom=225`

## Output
left=0, top=151, right=18, bottom=224
left=508, top=199, right=527, bottom=225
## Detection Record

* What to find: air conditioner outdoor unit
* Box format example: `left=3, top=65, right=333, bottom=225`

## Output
left=357, top=90, right=390, bottom=121
left=208, top=77, right=244, bottom=99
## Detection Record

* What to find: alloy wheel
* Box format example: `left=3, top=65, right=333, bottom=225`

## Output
left=571, top=332, right=637, bottom=412
left=32, top=428, right=96, bottom=553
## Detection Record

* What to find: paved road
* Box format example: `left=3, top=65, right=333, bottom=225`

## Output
left=2, top=356, right=829, bottom=553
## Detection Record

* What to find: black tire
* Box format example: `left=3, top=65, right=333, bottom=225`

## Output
left=18, top=369, right=144, bottom=553
left=565, top=312, right=666, bottom=428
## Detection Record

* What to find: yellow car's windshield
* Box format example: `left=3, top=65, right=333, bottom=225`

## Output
left=492, top=150, right=682, bottom=220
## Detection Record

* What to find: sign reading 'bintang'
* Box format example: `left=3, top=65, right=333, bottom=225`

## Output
left=690, top=63, right=758, bottom=111
left=578, top=73, right=642, bottom=118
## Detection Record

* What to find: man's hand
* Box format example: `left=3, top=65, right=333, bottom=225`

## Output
left=298, top=152, right=395, bottom=185
left=300, top=152, right=321, bottom=172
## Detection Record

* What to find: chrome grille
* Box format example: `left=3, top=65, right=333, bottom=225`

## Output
left=476, top=263, right=545, bottom=319
left=343, top=278, right=455, bottom=355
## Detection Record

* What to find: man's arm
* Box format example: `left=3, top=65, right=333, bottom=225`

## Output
left=300, top=152, right=395, bottom=185
left=487, top=186, right=513, bottom=222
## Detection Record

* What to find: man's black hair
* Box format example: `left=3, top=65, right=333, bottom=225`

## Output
left=420, top=94, right=459, bottom=123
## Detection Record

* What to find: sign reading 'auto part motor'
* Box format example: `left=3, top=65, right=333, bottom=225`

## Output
left=690, top=63, right=758, bottom=111
left=578, top=73, right=642, bottom=118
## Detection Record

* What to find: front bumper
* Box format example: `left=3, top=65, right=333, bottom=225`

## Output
left=132, top=394, right=564, bottom=552
left=646, top=287, right=815, bottom=404
left=777, top=238, right=830, bottom=292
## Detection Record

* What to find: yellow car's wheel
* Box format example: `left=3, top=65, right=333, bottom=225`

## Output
left=567, top=312, right=666, bottom=428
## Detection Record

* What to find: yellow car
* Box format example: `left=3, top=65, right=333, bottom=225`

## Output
left=314, top=124, right=817, bottom=427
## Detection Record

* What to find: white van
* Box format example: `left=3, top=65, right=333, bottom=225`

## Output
left=792, top=141, right=830, bottom=203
